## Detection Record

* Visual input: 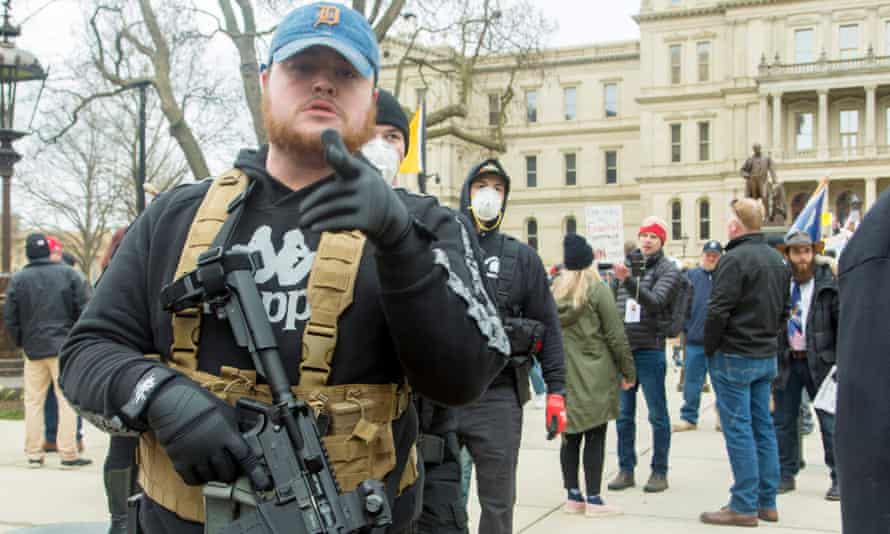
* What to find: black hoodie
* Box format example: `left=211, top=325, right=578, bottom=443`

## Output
left=458, top=159, right=565, bottom=395
left=836, top=188, right=890, bottom=534
left=59, top=145, right=508, bottom=532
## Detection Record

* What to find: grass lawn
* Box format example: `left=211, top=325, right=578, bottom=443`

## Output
left=0, top=408, right=23, bottom=420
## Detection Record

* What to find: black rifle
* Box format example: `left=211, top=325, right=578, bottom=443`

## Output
left=160, top=247, right=392, bottom=534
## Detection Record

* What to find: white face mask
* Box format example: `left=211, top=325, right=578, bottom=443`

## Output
left=361, top=137, right=401, bottom=185
left=471, top=187, right=503, bottom=221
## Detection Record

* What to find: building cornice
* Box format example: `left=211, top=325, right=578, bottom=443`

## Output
left=636, top=90, right=724, bottom=104
left=634, top=1, right=814, bottom=24
left=502, top=123, right=640, bottom=140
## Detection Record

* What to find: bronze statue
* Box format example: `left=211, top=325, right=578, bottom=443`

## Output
left=741, top=143, right=785, bottom=224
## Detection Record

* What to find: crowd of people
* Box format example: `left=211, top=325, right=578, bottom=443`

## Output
left=4, top=3, right=885, bottom=534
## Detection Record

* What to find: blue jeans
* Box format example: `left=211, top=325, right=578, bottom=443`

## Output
left=529, top=360, right=546, bottom=396
left=773, top=359, right=836, bottom=482
left=44, top=386, right=83, bottom=443
left=617, top=349, right=670, bottom=475
left=708, top=352, right=780, bottom=515
left=680, top=344, right=709, bottom=425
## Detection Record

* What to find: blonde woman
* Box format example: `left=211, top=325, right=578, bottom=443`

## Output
left=555, top=234, right=636, bottom=517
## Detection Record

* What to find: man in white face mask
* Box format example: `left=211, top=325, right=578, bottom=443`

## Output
left=455, top=160, right=567, bottom=534
left=361, top=88, right=408, bottom=186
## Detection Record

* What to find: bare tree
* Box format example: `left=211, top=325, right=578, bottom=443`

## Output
left=385, top=0, right=554, bottom=152
left=20, top=110, right=128, bottom=280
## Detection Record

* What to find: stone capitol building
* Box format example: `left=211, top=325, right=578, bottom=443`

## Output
left=380, top=0, right=890, bottom=266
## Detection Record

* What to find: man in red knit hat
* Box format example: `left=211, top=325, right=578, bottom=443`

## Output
left=608, top=216, right=682, bottom=493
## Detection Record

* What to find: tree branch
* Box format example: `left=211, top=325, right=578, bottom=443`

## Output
left=373, top=0, right=405, bottom=42
left=427, top=125, right=505, bottom=152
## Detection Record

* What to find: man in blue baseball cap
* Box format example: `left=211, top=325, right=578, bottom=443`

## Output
left=59, top=3, right=509, bottom=534
left=673, top=240, right=722, bottom=433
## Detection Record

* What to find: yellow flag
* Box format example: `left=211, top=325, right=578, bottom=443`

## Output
left=821, top=211, right=833, bottom=227
left=399, top=104, right=424, bottom=174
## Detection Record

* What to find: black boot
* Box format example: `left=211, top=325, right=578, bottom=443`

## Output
left=105, top=467, right=132, bottom=534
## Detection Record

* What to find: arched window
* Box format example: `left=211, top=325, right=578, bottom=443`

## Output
left=565, top=216, right=577, bottom=235
left=791, top=192, right=809, bottom=223
left=698, top=199, right=711, bottom=240
left=526, top=218, right=539, bottom=251
left=670, top=200, right=682, bottom=240
left=836, top=190, right=857, bottom=229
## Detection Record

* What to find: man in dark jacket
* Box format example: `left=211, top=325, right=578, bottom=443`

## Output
left=4, top=233, right=92, bottom=468
left=455, top=159, right=566, bottom=534
left=59, top=5, right=508, bottom=533
left=772, top=230, right=838, bottom=500
left=835, top=188, right=890, bottom=534
left=673, top=239, right=722, bottom=432
left=608, top=216, right=681, bottom=493
left=700, top=198, right=789, bottom=527
left=364, top=88, right=469, bottom=534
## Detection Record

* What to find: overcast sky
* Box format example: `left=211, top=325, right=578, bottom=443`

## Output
left=15, top=0, right=642, bottom=67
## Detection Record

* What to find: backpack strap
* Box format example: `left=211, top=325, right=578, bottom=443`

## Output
left=169, top=170, right=249, bottom=370
left=496, top=236, right=521, bottom=316
left=299, top=231, right=366, bottom=387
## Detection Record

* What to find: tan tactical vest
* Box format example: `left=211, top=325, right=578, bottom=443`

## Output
left=137, top=170, right=417, bottom=523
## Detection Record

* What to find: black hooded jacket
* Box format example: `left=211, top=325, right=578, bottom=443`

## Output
left=458, top=159, right=565, bottom=396
left=59, top=145, right=509, bottom=532
left=836, top=188, right=890, bottom=534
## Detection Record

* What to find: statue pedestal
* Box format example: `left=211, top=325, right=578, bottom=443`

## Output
left=0, top=273, right=24, bottom=411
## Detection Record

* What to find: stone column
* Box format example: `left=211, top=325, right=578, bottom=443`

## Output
left=818, top=89, right=829, bottom=159
left=759, top=94, right=769, bottom=148
left=866, top=176, right=878, bottom=211
left=866, top=84, right=877, bottom=156
left=772, top=92, right=783, bottom=158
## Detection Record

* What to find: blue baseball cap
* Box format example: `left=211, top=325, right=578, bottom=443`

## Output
left=702, top=240, right=723, bottom=254
left=264, top=3, right=379, bottom=80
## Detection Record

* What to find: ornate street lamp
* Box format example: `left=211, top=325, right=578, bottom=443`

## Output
left=0, top=0, right=46, bottom=273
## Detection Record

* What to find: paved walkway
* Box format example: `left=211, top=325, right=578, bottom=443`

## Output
left=0, top=371, right=841, bottom=533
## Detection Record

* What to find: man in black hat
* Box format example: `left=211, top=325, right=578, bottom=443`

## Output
left=773, top=230, right=839, bottom=500
left=4, top=233, right=92, bottom=468
left=362, top=88, right=409, bottom=186
left=673, top=240, right=722, bottom=433
left=365, top=88, right=469, bottom=534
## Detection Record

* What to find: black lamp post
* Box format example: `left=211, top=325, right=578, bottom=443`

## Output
left=126, top=80, right=151, bottom=214
left=0, top=0, right=46, bottom=272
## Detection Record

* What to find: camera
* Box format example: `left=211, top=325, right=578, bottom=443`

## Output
left=627, top=250, right=645, bottom=278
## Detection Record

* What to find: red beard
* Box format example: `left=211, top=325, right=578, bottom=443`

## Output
left=262, top=93, right=376, bottom=156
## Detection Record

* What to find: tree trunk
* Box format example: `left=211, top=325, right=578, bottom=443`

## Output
left=139, top=0, right=211, bottom=179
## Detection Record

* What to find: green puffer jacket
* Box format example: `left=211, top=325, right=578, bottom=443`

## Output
left=557, top=279, right=636, bottom=434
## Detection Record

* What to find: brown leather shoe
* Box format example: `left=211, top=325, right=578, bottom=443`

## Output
left=758, top=509, right=778, bottom=522
left=42, top=441, right=57, bottom=453
left=77, top=439, right=85, bottom=453
left=700, top=508, right=758, bottom=527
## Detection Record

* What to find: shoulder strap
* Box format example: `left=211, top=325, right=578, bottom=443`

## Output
left=299, top=231, right=366, bottom=387
left=169, top=169, right=249, bottom=370
left=496, top=236, right=520, bottom=315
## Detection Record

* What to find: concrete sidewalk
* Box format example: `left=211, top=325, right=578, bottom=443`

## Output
left=0, top=373, right=841, bottom=533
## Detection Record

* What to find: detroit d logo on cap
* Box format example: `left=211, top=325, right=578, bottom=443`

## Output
left=315, top=5, right=340, bottom=27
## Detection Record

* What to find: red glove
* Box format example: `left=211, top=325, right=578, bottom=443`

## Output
left=545, top=394, right=567, bottom=440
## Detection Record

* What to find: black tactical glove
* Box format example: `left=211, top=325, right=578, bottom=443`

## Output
left=300, top=129, right=413, bottom=249
left=143, top=377, right=270, bottom=489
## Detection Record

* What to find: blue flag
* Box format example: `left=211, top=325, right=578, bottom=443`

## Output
left=786, top=183, right=826, bottom=243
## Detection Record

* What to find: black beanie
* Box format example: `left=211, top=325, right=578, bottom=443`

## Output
left=563, top=233, right=593, bottom=271
left=25, top=233, right=50, bottom=260
left=376, top=89, right=410, bottom=154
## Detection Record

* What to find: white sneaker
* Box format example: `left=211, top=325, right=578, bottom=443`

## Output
left=533, top=394, right=546, bottom=409
left=585, top=501, right=622, bottom=518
